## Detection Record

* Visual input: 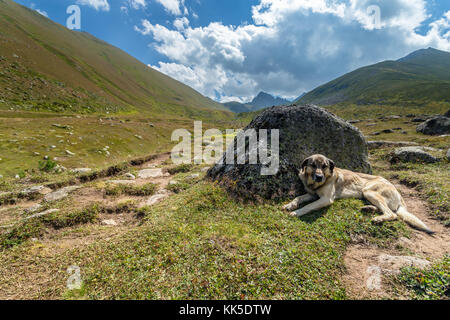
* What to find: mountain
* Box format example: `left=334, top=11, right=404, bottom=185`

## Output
left=0, top=0, right=229, bottom=118
left=224, top=91, right=293, bottom=113
left=251, top=92, right=291, bottom=109
left=297, top=47, right=450, bottom=106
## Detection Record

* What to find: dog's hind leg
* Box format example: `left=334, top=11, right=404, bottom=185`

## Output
left=363, top=190, right=397, bottom=223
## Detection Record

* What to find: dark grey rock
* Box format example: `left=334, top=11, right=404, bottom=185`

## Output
left=390, top=147, right=439, bottom=164
left=416, top=116, right=450, bottom=135
left=446, top=149, right=450, bottom=161
left=444, top=110, right=450, bottom=118
left=207, top=104, right=371, bottom=200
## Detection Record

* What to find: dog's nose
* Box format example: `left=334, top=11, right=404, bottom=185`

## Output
left=315, top=174, right=324, bottom=182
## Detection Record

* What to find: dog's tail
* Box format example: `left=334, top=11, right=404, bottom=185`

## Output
left=396, top=205, right=435, bottom=235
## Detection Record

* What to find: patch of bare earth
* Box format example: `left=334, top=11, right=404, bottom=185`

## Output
left=342, top=181, right=450, bottom=299
left=0, top=153, right=178, bottom=299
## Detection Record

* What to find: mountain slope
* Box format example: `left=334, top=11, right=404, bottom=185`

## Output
left=224, top=91, right=292, bottom=113
left=251, top=91, right=290, bottom=109
left=0, top=0, right=229, bottom=118
left=298, top=48, right=450, bottom=106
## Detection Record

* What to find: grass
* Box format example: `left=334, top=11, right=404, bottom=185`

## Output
left=0, top=204, right=100, bottom=249
left=396, top=255, right=449, bottom=300
left=60, top=181, right=407, bottom=300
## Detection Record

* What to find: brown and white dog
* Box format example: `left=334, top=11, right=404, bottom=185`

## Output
left=283, top=154, right=434, bottom=234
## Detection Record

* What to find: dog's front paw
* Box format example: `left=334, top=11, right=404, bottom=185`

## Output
left=371, top=216, right=383, bottom=224
left=282, top=203, right=295, bottom=211
left=289, top=211, right=298, bottom=217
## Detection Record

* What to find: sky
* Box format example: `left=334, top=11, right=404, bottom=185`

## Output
left=16, top=0, right=450, bottom=103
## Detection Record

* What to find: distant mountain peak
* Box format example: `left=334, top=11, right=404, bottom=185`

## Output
left=251, top=91, right=290, bottom=108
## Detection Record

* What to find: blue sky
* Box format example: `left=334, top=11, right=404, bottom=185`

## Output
left=16, top=1, right=450, bottom=103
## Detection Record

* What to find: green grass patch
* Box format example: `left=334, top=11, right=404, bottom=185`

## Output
left=396, top=255, right=449, bottom=300
left=104, top=182, right=157, bottom=197
left=65, top=181, right=407, bottom=299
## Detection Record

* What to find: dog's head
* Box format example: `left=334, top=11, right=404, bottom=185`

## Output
left=300, top=154, right=335, bottom=188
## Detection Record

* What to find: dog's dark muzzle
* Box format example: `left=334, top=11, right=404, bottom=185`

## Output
left=313, top=174, right=324, bottom=183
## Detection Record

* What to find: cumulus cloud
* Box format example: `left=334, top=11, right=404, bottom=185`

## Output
left=136, top=0, right=450, bottom=102
left=129, top=0, right=146, bottom=10
left=76, top=0, right=110, bottom=11
left=155, top=0, right=186, bottom=16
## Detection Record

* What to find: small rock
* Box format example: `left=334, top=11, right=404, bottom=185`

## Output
left=169, top=180, right=178, bottom=185
left=107, top=180, right=136, bottom=185
left=124, top=173, right=136, bottom=180
left=366, top=266, right=382, bottom=291
left=201, top=167, right=211, bottom=172
left=24, top=204, right=43, bottom=214
left=377, top=254, right=431, bottom=274
left=33, top=152, right=40, bottom=156
left=187, top=173, right=200, bottom=179
left=44, top=186, right=80, bottom=202
left=138, top=168, right=164, bottom=179
left=21, top=185, right=52, bottom=196
left=381, top=129, right=394, bottom=134
left=390, top=146, right=439, bottom=164
left=447, top=149, right=450, bottom=161
left=368, top=141, right=418, bottom=150
left=70, top=168, right=92, bottom=174
left=135, top=135, right=143, bottom=140
left=142, top=193, right=168, bottom=207
left=25, top=208, right=59, bottom=220
left=101, top=219, right=118, bottom=226
left=65, top=150, right=75, bottom=156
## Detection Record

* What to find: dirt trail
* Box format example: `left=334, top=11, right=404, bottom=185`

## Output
left=342, top=181, right=450, bottom=299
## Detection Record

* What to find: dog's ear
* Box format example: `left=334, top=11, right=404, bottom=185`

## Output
left=328, top=159, right=335, bottom=174
left=301, top=158, right=309, bottom=171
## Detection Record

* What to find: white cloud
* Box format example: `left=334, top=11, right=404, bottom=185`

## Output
left=155, top=0, right=186, bottom=16
left=136, top=0, right=450, bottom=101
left=129, top=0, right=146, bottom=10
left=76, top=0, right=110, bottom=11
left=35, top=9, right=48, bottom=17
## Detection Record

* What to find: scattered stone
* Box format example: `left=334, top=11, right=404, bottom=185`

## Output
left=412, top=117, right=426, bottom=123
left=33, top=152, right=40, bottom=156
left=447, top=149, right=450, bottom=161
left=207, top=104, right=371, bottom=200
left=381, top=129, right=394, bottom=134
left=101, top=219, right=118, bottom=226
left=187, top=173, right=200, bottom=179
left=366, top=266, right=382, bottom=291
left=390, top=146, right=439, bottom=164
left=169, top=180, right=178, bottom=185
left=377, top=254, right=430, bottom=274
left=444, top=110, right=450, bottom=118
left=65, top=150, right=75, bottom=156
left=348, top=120, right=361, bottom=124
left=396, top=237, right=415, bottom=249
left=201, top=166, right=211, bottom=172
left=386, top=115, right=401, bottom=119
left=44, top=186, right=81, bottom=202
left=371, top=132, right=381, bottom=136
left=138, top=168, right=164, bottom=179
left=124, top=173, right=136, bottom=180
left=20, top=185, right=52, bottom=196
left=44, top=155, right=49, bottom=160
left=25, top=209, right=59, bottom=220
left=367, top=141, right=419, bottom=150
left=107, top=180, right=136, bottom=185
left=70, top=168, right=92, bottom=174
left=24, top=204, right=42, bottom=214
left=135, top=135, right=143, bottom=140
left=416, top=116, right=450, bottom=135
left=0, top=175, right=3, bottom=179
left=141, top=193, right=169, bottom=207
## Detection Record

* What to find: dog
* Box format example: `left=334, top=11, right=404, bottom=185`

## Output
left=282, top=154, right=434, bottom=234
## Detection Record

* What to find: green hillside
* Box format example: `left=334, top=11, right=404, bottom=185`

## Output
left=0, top=0, right=230, bottom=119
left=298, top=48, right=450, bottom=107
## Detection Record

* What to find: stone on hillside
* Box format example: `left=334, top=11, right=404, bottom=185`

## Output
left=444, top=110, right=450, bottom=118
left=101, top=219, right=118, bottom=226
left=21, top=185, right=52, bottom=196
left=44, top=186, right=80, bottom=202
left=24, top=204, right=42, bottom=214
left=140, top=193, right=169, bottom=207
left=107, top=180, right=136, bottom=185
left=416, top=116, right=450, bottom=135
left=412, top=117, right=426, bottom=123
left=124, top=173, right=136, bottom=180
left=70, top=168, right=92, bottom=174
left=377, top=254, right=430, bottom=274
left=367, top=141, right=419, bottom=150
left=138, top=168, right=164, bottom=179
left=447, top=149, right=450, bottom=161
left=65, top=150, right=76, bottom=156
left=25, top=208, right=59, bottom=220
left=207, top=104, right=371, bottom=200
left=390, top=147, right=439, bottom=164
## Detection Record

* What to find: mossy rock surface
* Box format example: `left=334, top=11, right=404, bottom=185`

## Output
left=207, top=104, right=371, bottom=201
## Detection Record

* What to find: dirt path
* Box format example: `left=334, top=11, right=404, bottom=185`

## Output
left=342, top=181, right=450, bottom=299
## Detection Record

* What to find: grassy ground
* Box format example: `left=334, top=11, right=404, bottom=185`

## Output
left=0, top=105, right=448, bottom=300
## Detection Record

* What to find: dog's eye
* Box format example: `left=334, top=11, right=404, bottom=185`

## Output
left=322, top=165, right=327, bottom=169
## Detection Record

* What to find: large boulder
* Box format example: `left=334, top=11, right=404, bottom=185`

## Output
left=207, top=104, right=371, bottom=201
left=416, top=116, right=450, bottom=135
